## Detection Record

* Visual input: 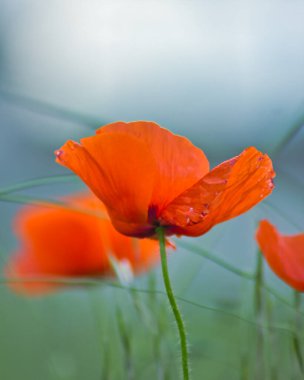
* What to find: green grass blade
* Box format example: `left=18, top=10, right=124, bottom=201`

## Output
left=0, top=276, right=299, bottom=337
left=271, top=115, right=304, bottom=158
left=0, top=174, right=77, bottom=195
left=0, top=88, right=103, bottom=128
left=178, top=240, right=255, bottom=280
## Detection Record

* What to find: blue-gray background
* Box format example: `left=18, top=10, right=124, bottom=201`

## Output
left=0, top=1, right=303, bottom=379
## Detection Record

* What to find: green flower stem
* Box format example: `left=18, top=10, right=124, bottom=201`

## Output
left=156, top=227, right=190, bottom=380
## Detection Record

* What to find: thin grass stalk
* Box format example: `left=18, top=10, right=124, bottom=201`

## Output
left=0, top=174, right=76, bottom=195
left=2, top=277, right=301, bottom=337
left=0, top=88, right=100, bottom=127
left=292, top=291, right=304, bottom=377
left=254, top=250, right=265, bottom=379
left=178, top=240, right=255, bottom=280
left=264, top=295, right=277, bottom=380
left=116, top=307, right=134, bottom=380
left=88, top=291, right=110, bottom=380
left=148, top=274, right=167, bottom=380
left=239, top=279, right=251, bottom=380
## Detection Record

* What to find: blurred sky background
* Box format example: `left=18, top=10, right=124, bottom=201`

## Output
left=1, top=0, right=303, bottom=232
left=0, top=1, right=304, bottom=379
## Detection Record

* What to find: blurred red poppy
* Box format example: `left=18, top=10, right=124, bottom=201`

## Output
left=256, top=220, right=304, bottom=291
left=6, top=193, right=159, bottom=295
left=55, top=121, right=275, bottom=238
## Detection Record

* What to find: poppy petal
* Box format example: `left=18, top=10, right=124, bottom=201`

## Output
left=256, top=220, right=304, bottom=291
left=5, top=196, right=110, bottom=294
left=160, top=147, right=275, bottom=236
left=56, top=132, right=157, bottom=234
left=6, top=193, right=161, bottom=295
left=11, top=197, right=110, bottom=274
left=97, top=121, right=210, bottom=213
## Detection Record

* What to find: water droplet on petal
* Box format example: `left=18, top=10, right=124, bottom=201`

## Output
left=205, top=177, right=227, bottom=185
left=55, top=150, right=63, bottom=159
left=68, top=141, right=76, bottom=150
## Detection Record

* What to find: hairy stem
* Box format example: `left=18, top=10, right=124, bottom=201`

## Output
left=156, top=227, right=190, bottom=380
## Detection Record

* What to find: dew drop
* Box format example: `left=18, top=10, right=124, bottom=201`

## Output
left=229, top=158, right=237, bottom=166
left=67, top=141, right=76, bottom=150
left=204, top=177, right=227, bottom=185
left=55, top=150, right=63, bottom=159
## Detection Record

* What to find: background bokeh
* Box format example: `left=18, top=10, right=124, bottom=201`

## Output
left=0, top=1, right=303, bottom=379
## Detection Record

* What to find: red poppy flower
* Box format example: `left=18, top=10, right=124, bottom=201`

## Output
left=55, top=121, right=275, bottom=238
left=6, top=193, right=159, bottom=295
left=256, top=220, right=304, bottom=291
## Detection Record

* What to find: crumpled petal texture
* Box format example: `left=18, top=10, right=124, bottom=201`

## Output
left=56, top=121, right=275, bottom=238
left=256, top=220, right=304, bottom=291
left=161, top=147, right=275, bottom=236
left=6, top=193, right=160, bottom=295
